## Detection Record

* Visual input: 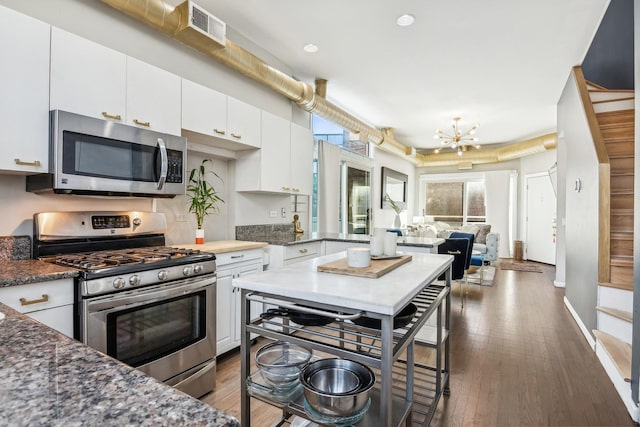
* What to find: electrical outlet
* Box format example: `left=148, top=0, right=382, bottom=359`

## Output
left=269, top=210, right=277, bottom=218
left=176, top=214, right=189, bottom=222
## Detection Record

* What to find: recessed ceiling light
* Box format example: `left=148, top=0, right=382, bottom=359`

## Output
left=303, top=43, right=319, bottom=53
left=396, top=14, right=415, bottom=27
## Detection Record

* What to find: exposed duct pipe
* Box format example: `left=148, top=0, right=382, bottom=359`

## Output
left=414, top=133, right=557, bottom=168
left=100, top=0, right=556, bottom=168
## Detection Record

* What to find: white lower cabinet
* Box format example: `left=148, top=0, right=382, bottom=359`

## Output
left=0, top=278, right=74, bottom=338
left=216, top=249, right=264, bottom=355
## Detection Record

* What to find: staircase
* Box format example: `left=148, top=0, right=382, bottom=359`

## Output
left=584, top=77, right=637, bottom=420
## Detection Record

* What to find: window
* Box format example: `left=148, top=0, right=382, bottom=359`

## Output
left=312, top=115, right=369, bottom=157
left=423, top=179, right=486, bottom=225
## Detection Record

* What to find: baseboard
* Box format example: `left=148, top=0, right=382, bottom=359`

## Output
left=564, top=296, right=596, bottom=350
left=595, top=343, right=640, bottom=422
left=554, top=280, right=565, bottom=288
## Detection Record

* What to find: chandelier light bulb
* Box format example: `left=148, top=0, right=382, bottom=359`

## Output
left=457, top=149, right=463, bottom=156
left=451, top=142, right=458, bottom=148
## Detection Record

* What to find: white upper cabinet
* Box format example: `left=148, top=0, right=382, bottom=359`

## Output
left=51, top=28, right=181, bottom=135
left=259, top=111, right=291, bottom=192
left=227, top=97, right=260, bottom=148
left=181, top=79, right=260, bottom=149
left=50, top=27, right=126, bottom=123
left=0, top=5, right=50, bottom=173
left=290, top=122, right=314, bottom=195
left=236, top=112, right=313, bottom=195
left=126, top=57, right=181, bottom=135
left=182, top=79, right=227, bottom=137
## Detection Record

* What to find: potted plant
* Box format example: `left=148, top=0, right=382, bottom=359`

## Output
left=187, top=159, right=225, bottom=244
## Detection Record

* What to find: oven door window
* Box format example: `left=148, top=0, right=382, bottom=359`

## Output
left=106, top=290, right=206, bottom=367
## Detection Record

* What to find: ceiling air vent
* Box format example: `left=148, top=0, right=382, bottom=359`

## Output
left=174, top=1, right=226, bottom=49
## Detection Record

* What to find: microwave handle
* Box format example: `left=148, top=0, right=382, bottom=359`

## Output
left=157, top=138, right=168, bottom=190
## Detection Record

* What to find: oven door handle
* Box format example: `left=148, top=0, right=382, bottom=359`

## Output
left=156, top=137, right=168, bottom=190
left=87, top=277, right=215, bottom=314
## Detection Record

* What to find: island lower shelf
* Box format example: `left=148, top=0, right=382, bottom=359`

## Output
left=240, top=282, right=451, bottom=426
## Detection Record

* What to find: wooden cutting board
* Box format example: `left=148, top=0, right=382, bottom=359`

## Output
left=317, top=255, right=412, bottom=278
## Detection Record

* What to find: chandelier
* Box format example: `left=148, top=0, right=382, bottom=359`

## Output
left=433, top=116, right=480, bottom=156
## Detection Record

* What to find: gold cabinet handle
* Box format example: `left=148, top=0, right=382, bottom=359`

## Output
left=230, top=133, right=242, bottom=139
left=282, top=187, right=290, bottom=191
left=102, top=112, right=122, bottom=121
left=231, top=254, right=245, bottom=259
left=134, top=119, right=150, bottom=127
left=20, top=294, right=49, bottom=306
left=14, top=159, right=41, bottom=167
left=292, top=188, right=300, bottom=192
left=299, top=248, right=308, bottom=254
left=213, top=128, right=226, bottom=135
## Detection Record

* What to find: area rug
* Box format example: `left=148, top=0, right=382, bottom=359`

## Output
left=467, top=266, right=495, bottom=286
left=500, top=262, right=543, bottom=273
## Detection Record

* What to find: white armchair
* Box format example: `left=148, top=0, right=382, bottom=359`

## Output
left=473, top=232, right=499, bottom=263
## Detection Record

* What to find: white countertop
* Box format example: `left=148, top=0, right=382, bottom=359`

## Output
left=233, top=250, right=453, bottom=316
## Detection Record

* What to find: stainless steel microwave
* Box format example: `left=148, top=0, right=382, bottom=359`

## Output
left=27, top=110, right=186, bottom=198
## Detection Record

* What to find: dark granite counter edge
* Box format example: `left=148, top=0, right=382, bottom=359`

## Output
left=0, top=270, right=79, bottom=287
left=0, top=302, right=239, bottom=426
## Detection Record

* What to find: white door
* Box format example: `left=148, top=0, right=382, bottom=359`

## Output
left=525, top=173, right=556, bottom=264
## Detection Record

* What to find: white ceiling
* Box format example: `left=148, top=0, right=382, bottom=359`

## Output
left=191, top=0, right=609, bottom=150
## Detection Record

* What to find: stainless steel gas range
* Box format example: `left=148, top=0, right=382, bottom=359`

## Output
left=33, top=211, right=217, bottom=398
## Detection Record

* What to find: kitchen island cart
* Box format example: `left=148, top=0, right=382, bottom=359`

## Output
left=235, top=251, right=453, bottom=426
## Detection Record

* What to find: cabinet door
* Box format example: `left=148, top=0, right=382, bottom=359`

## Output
left=29, top=305, right=74, bottom=338
left=234, top=262, right=264, bottom=341
left=216, top=267, right=235, bottom=355
left=126, top=57, right=181, bottom=135
left=50, top=27, right=126, bottom=122
left=290, top=123, right=314, bottom=195
left=0, top=5, right=50, bottom=173
left=227, top=97, right=261, bottom=148
left=181, top=79, right=227, bottom=138
left=260, top=111, right=291, bottom=192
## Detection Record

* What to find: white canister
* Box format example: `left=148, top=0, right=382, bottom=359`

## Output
left=383, top=232, right=398, bottom=256
left=373, top=227, right=387, bottom=238
left=347, top=247, right=371, bottom=268
left=370, top=236, right=384, bottom=257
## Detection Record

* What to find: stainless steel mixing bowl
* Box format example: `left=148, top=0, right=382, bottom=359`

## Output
left=300, top=358, right=375, bottom=417
left=255, top=341, right=312, bottom=389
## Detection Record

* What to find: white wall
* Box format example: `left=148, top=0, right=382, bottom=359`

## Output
left=558, top=71, right=600, bottom=335
left=372, top=148, right=416, bottom=229
left=0, top=175, right=151, bottom=237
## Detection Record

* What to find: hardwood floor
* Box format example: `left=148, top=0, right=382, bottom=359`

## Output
left=202, top=261, right=634, bottom=426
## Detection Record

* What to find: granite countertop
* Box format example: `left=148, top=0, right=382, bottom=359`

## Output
left=0, top=302, right=239, bottom=426
left=237, top=232, right=444, bottom=248
left=234, top=251, right=453, bottom=316
left=176, top=240, right=268, bottom=254
left=0, top=260, right=79, bottom=288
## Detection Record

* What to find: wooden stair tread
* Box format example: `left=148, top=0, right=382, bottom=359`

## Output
left=611, top=208, right=635, bottom=214
left=596, top=306, right=632, bottom=323
left=593, top=330, right=631, bottom=382
left=599, top=281, right=633, bottom=291
left=611, top=231, right=634, bottom=238
left=610, top=256, right=633, bottom=266
left=592, top=96, right=635, bottom=104
left=610, top=172, right=635, bottom=177
left=607, top=154, right=635, bottom=160
left=610, top=189, right=634, bottom=196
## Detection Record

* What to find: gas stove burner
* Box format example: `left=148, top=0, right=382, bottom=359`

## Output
left=44, top=246, right=209, bottom=274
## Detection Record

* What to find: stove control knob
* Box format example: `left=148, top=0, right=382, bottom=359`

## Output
left=113, top=277, right=125, bottom=289
left=158, top=270, right=168, bottom=281
left=129, top=275, right=141, bottom=286
left=194, top=264, right=203, bottom=274
left=183, top=266, right=193, bottom=276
